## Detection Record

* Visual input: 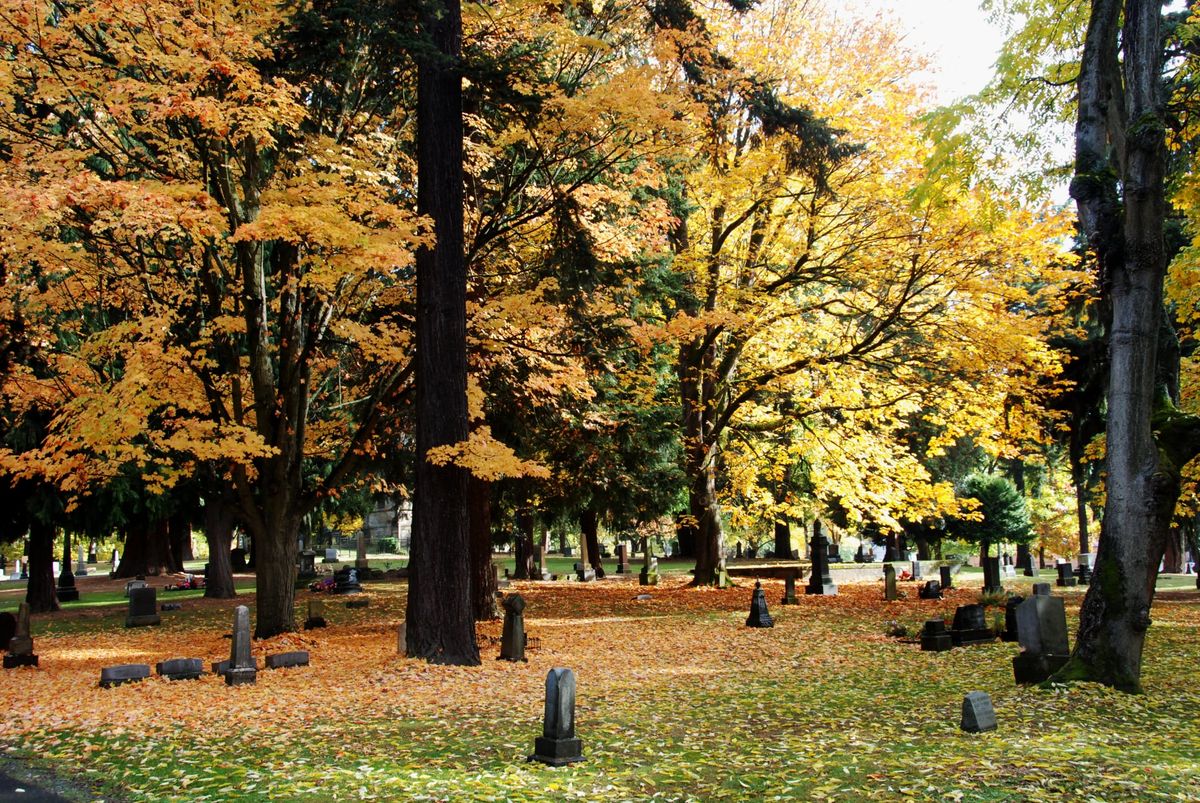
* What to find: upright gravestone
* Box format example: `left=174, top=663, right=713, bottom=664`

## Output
left=1032, top=582, right=1052, bottom=597
left=10, top=558, right=20, bottom=581
left=499, top=594, right=527, bottom=662
left=529, top=668, right=584, bottom=765
left=534, top=546, right=553, bottom=581
left=75, top=545, right=88, bottom=576
left=735, top=542, right=744, bottom=559
left=746, top=581, right=774, bottom=627
left=939, top=564, right=953, bottom=590
left=780, top=575, right=799, bottom=605
left=298, top=550, right=317, bottom=579
left=827, top=542, right=841, bottom=564
left=334, top=567, right=363, bottom=594
left=56, top=561, right=79, bottom=603
left=615, top=543, right=630, bottom=575
left=304, top=599, right=327, bottom=630
left=639, top=541, right=658, bottom=586
left=1022, top=551, right=1037, bottom=577
left=883, top=563, right=898, bottom=601
left=1077, top=552, right=1093, bottom=586
left=494, top=563, right=511, bottom=590
left=982, top=556, right=1003, bottom=595
left=110, top=549, right=120, bottom=575
left=323, top=547, right=339, bottom=564
left=910, top=559, right=923, bottom=580
left=1012, top=594, right=1070, bottom=684
left=805, top=522, right=837, bottom=596
left=19, top=558, right=28, bottom=580
left=920, top=618, right=953, bottom=652
left=960, top=691, right=998, bottom=733
left=225, top=605, right=257, bottom=686
left=575, top=533, right=595, bottom=582
left=3, top=603, right=37, bottom=668
left=1056, top=562, right=1078, bottom=588
left=1001, top=595, right=1025, bottom=643
left=125, top=587, right=161, bottom=628
left=355, top=529, right=369, bottom=570
left=918, top=580, right=942, bottom=600
left=87, top=542, right=97, bottom=564
left=950, top=604, right=995, bottom=646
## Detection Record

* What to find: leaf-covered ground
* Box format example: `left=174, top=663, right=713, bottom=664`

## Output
left=1, top=571, right=1198, bottom=801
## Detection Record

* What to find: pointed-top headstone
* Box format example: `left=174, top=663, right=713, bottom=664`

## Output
left=529, top=668, right=584, bottom=765
left=3, top=602, right=37, bottom=668
left=225, top=605, right=257, bottom=686
left=746, top=580, right=774, bottom=627
left=960, top=691, right=997, bottom=732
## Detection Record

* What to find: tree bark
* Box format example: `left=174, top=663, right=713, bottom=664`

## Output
left=25, top=520, right=58, bottom=613
left=513, top=507, right=535, bottom=580
left=580, top=508, right=603, bottom=574
left=203, top=497, right=238, bottom=599
left=404, top=0, right=479, bottom=665
left=469, top=476, right=497, bottom=621
left=774, top=520, right=790, bottom=559
left=113, top=516, right=175, bottom=578
left=167, top=511, right=191, bottom=572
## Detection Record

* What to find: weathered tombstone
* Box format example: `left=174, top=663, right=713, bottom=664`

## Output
left=99, top=664, right=151, bottom=688
left=920, top=619, right=953, bottom=652
left=638, top=541, right=658, bottom=586
left=334, top=566, right=363, bottom=594
left=1003, top=562, right=1017, bottom=579
left=1032, top=582, right=1052, bottom=597
left=745, top=580, right=774, bottom=627
left=960, top=691, right=997, bottom=733
left=714, top=556, right=731, bottom=587
left=950, top=604, right=995, bottom=646
left=225, top=605, right=257, bottom=686
left=780, top=574, right=799, bottom=605
left=1056, top=562, right=1078, bottom=587
left=805, top=522, right=837, bottom=596
left=87, top=543, right=97, bottom=564
left=615, top=543, right=630, bottom=574
left=883, top=564, right=898, bottom=601
left=499, top=593, right=528, bottom=662
left=304, top=599, right=327, bottom=630
left=124, top=578, right=148, bottom=597
left=910, top=559, right=923, bottom=580
left=1022, top=551, right=1037, bottom=577
left=355, top=530, right=369, bottom=570
left=1077, top=552, right=1094, bottom=586
left=110, top=549, right=120, bottom=573
left=3, top=603, right=37, bottom=668
left=574, top=561, right=595, bottom=583
left=1012, top=594, right=1070, bottom=684
left=298, top=550, right=317, bottom=579
left=534, top=546, right=553, bottom=581
left=982, top=556, right=1003, bottom=594
left=266, top=651, right=310, bottom=669
left=493, top=563, right=511, bottom=590
left=155, top=658, right=204, bottom=681
left=323, top=547, right=339, bottom=564
left=939, top=564, right=953, bottom=590
left=75, top=545, right=88, bottom=576
left=918, top=580, right=942, bottom=600
left=1001, top=595, right=1025, bottom=642
left=125, top=587, right=161, bottom=628
left=529, top=668, right=584, bottom=765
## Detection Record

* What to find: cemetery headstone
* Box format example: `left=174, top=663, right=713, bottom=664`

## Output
left=950, top=604, right=995, bottom=646
left=920, top=619, right=953, bottom=652
left=854, top=544, right=867, bottom=563
left=529, top=668, right=584, bottom=766
left=124, top=578, right=148, bottom=597
left=125, top=587, right=161, bottom=628
left=110, top=549, right=120, bottom=574
left=918, top=580, right=942, bottom=600
left=638, top=543, right=659, bottom=586
left=334, top=567, right=363, bottom=594
left=155, top=658, right=204, bottom=681
left=960, top=691, right=997, bottom=733
left=304, top=600, right=327, bottom=629
left=1056, top=562, right=1078, bottom=587
left=56, top=562, right=79, bottom=603
left=75, top=545, right=88, bottom=576
left=780, top=575, right=799, bottom=605
left=1032, top=583, right=1052, bottom=596
left=940, top=564, right=953, bottom=590
left=225, top=605, right=257, bottom=686
left=298, top=550, right=317, bottom=578
left=1077, top=552, right=1094, bottom=585
left=616, top=543, right=630, bottom=574
left=3, top=603, right=37, bottom=668
left=323, top=548, right=339, bottom=563
left=735, top=542, right=743, bottom=560
left=982, top=556, right=1003, bottom=594
left=911, top=559, right=923, bottom=580
left=266, top=651, right=310, bottom=669
left=745, top=581, right=774, bottom=627
left=883, top=564, right=898, bottom=601
left=493, top=563, right=511, bottom=590
left=827, top=542, right=842, bottom=564
left=19, top=558, right=28, bottom=579
left=1022, top=552, right=1037, bottom=577
left=1001, top=595, right=1025, bottom=642
left=355, top=530, right=369, bottom=569
left=499, top=593, right=528, bottom=662
left=230, top=548, right=248, bottom=572
left=805, top=522, right=837, bottom=596
left=1012, top=594, right=1070, bottom=684
left=99, top=664, right=151, bottom=688
left=87, top=543, right=97, bottom=564
left=11, top=558, right=21, bottom=580
left=534, top=546, right=553, bottom=582
left=574, top=561, right=595, bottom=583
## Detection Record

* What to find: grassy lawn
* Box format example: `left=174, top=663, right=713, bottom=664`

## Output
left=0, top=567, right=1197, bottom=801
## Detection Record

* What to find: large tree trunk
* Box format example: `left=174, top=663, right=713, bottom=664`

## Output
left=167, top=511, right=191, bottom=572
left=580, top=508, right=603, bottom=574
left=469, top=476, right=497, bottom=621
left=25, top=520, right=58, bottom=613
left=203, top=497, right=237, bottom=599
left=1162, top=528, right=1182, bottom=573
left=114, top=516, right=175, bottom=578
left=689, top=456, right=725, bottom=585
left=774, top=521, right=790, bottom=559
left=1070, top=431, right=1093, bottom=555
left=513, top=507, right=535, bottom=580
left=253, top=503, right=300, bottom=638
left=1061, top=0, right=1173, bottom=692
left=404, top=0, right=478, bottom=665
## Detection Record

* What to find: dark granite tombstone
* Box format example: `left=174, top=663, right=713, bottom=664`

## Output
left=230, top=548, right=248, bottom=572
left=920, top=619, right=953, bottom=651
left=883, top=564, right=899, bottom=601
left=3, top=603, right=37, bottom=668
left=982, top=556, right=1003, bottom=595
left=334, top=567, right=363, bottom=594
left=911, top=559, right=923, bottom=580
left=639, top=541, right=658, bottom=586
left=304, top=600, right=327, bottom=629
left=19, top=559, right=27, bottom=580
left=939, top=564, right=953, bottom=590
left=298, top=550, right=317, bottom=579
left=1077, top=553, right=1093, bottom=586
left=1022, top=551, right=1037, bottom=577
left=735, top=542, right=743, bottom=559
left=499, top=594, right=528, bottom=662
left=827, top=543, right=841, bottom=564
left=746, top=581, right=774, bottom=627
left=1032, top=582, right=1052, bottom=596
left=99, top=664, right=151, bottom=688
left=805, top=524, right=837, bottom=596
left=616, top=543, right=630, bottom=575
left=960, top=691, right=997, bottom=732
left=1012, top=595, right=1070, bottom=684
left=56, top=562, right=79, bottom=602
left=225, top=605, right=257, bottom=686
left=1056, top=563, right=1078, bottom=587
left=125, top=587, right=161, bottom=628
left=854, top=544, right=867, bottom=563
left=918, top=580, right=942, bottom=600
left=266, top=651, right=309, bottom=669
left=781, top=575, right=798, bottom=605
left=950, top=604, right=995, bottom=646
left=1001, top=595, right=1025, bottom=642
left=155, top=658, right=204, bottom=680
left=529, top=668, right=584, bottom=765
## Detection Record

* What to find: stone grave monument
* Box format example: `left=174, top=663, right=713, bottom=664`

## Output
left=99, top=664, right=150, bottom=688
left=323, top=548, right=339, bottom=564
left=745, top=580, right=774, bottom=627
left=266, top=651, right=309, bottom=669
left=1056, top=562, right=1078, bottom=588
left=3, top=603, right=37, bottom=668
left=982, top=556, right=1003, bottom=595
left=75, top=545, right=88, bottom=576
left=1001, top=595, right=1025, bottom=643
left=920, top=619, right=952, bottom=652
left=780, top=575, right=798, bottom=605
left=533, top=546, right=553, bottom=581
left=883, top=563, right=898, bottom=601
left=939, top=564, right=953, bottom=590
left=156, top=658, right=204, bottom=681
left=304, top=599, right=327, bottom=630
left=224, top=605, right=257, bottom=686
left=334, top=567, right=363, bottom=594
left=805, top=523, right=837, bottom=596
left=528, top=668, right=584, bottom=766
left=499, top=593, right=528, bottom=662
left=960, top=691, right=997, bottom=733
left=639, top=541, right=659, bottom=586
left=1012, top=594, right=1070, bottom=684
left=918, top=580, right=942, bottom=600
left=125, top=587, right=161, bottom=628
left=56, top=560, right=80, bottom=603
left=615, top=543, right=630, bottom=575
left=950, top=604, right=995, bottom=646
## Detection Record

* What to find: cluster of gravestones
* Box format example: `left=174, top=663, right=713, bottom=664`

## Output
left=505, top=543, right=654, bottom=586
left=101, top=605, right=309, bottom=688
left=884, top=563, right=955, bottom=601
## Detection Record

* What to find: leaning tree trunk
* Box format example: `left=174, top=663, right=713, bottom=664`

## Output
left=469, top=475, right=497, bottom=621
left=25, top=520, right=58, bottom=613
left=203, top=497, right=237, bottom=599
left=403, top=0, right=479, bottom=666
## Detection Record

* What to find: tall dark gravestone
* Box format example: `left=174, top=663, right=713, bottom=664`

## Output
left=950, top=604, right=995, bottom=646
left=225, top=605, right=257, bottom=686
left=939, top=564, right=953, bottom=590
left=1056, top=562, right=1078, bottom=587
left=1012, top=595, right=1070, bottom=684
left=125, top=587, right=161, bottom=628
left=883, top=564, right=899, bottom=601
left=529, top=668, right=584, bottom=765
left=920, top=618, right=952, bottom=652
left=1001, top=595, right=1025, bottom=642
left=499, top=594, right=528, bottom=662
left=615, top=543, right=630, bottom=575
left=805, top=522, right=837, bottom=596
left=982, top=556, right=1003, bottom=595
left=780, top=575, right=798, bottom=605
